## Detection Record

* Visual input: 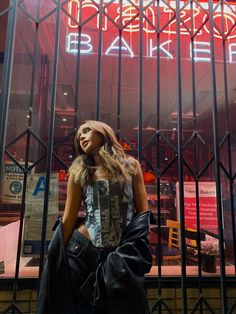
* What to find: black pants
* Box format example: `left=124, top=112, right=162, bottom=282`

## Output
left=66, top=229, right=115, bottom=314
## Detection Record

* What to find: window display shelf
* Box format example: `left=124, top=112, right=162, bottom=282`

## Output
left=0, top=261, right=235, bottom=279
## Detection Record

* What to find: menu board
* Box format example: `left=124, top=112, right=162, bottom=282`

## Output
left=176, top=182, right=219, bottom=234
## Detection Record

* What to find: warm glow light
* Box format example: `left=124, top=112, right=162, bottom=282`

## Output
left=65, top=0, right=236, bottom=62
left=114, top=6, right=155, bottom=34
left=66, top=33, right=92, bottom=54
left=149, top=40, right=173, bottom=59
left=105, top=37, right=134, bottom=58
left=190, top=42, right=211, bottom=62
left=229, top=44, right=236, bottom=63
left=67, top=0, right=108, bottom=31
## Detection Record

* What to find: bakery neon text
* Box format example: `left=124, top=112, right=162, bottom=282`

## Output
left=65, top=0, right=236, bottom=62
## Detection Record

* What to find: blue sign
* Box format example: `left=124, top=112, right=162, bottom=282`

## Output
left=9, top=181, right=22, bottom=194
left=32, top=176, right=51, bottom=196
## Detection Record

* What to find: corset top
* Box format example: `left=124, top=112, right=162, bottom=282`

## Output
left=82, top=179, right=134, bottom=247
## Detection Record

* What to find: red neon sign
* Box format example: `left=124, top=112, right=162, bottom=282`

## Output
left=65, top=0, right=236, bottom=62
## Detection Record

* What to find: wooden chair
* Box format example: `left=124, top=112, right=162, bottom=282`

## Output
left=185, top=228, right=206, bottom=265
left=162, top=219, right=181, bottom=264
left=185, top=228, right=206, bottom=249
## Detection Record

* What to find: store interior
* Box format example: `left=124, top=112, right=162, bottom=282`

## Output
left=1, top=0, right=236, bottom=279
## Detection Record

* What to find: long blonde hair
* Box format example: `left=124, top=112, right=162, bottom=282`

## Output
left=69, top=120, right=135, bottom=185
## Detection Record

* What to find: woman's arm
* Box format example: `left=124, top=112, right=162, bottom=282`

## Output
left=131, top=158, right=149, bottom=214
left=62, top=172, right=82, bottom=244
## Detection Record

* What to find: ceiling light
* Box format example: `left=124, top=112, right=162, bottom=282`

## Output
left=64, top=92, right=68, bottom=96
left=133, top=126, right=156, bottom=131
left=170, top=111, right=199, bottom=119
left=62, top=118, right=67, bottom=122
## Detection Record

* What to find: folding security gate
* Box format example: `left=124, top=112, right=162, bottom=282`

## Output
left=0, top=0, right=236, bottom=313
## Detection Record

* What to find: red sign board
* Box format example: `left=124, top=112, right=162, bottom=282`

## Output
left=176, top=182, right=218, bottom=234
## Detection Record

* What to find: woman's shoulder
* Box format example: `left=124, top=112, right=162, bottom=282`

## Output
left=126, top=155, right=137, bottom=164
left=125, top=156, right=140, bottom=171
left=67, top=171, right=81, bottom=187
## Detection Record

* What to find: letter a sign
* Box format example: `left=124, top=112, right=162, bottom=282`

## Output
left=32, top=175, right=51, bottom=196
left=25, top=173, right=58, bottom=215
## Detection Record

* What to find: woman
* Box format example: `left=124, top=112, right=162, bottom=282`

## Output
left=37, top=120, right=152, bottom=314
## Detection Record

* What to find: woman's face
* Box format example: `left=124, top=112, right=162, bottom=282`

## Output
left=77, top=124, right=104, bottom=155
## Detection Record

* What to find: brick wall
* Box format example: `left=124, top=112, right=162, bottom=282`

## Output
left=0, top=288, right=236, bottom=313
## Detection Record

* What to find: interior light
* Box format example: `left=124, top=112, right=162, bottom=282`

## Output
left=62, top=118, right=67, bottom=122
left=64, top=92, right=68, bottom=96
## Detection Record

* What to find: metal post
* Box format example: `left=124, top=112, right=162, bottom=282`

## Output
left=176, top=0, right=187, bottom=312
left=138, top=0, right=143, bottom=161
left=208, top=0, right=227, bottom=312
left=95, top=0, right=104, bottom=121
left=0, top=0, right=17, bottom=192
left=38, top=0, right=61, bottom=281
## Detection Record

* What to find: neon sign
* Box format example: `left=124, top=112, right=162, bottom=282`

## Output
left=65, top=0, right=236, bottom=62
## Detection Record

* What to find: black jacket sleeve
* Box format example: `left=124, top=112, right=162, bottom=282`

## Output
left=36, top=220, right=77, bottom=314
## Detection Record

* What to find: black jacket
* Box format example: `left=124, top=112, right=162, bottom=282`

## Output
left=36, top=211, right=152, bottom=314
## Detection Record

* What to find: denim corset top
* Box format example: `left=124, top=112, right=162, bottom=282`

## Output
left=82, top=180, right=134, bottom=247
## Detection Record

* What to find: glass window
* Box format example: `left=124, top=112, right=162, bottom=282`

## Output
left=0, top=0, right=236, bottom=281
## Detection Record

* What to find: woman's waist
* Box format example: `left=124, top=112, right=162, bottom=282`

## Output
left=77, top=223, right=91, bottom=241
left=76, top=224, right=118, bottom=248
left=66, top=227, right=117, bottom=262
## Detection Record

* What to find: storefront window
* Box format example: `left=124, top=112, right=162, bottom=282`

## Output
left=0, top=0, right=236, bottom=283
